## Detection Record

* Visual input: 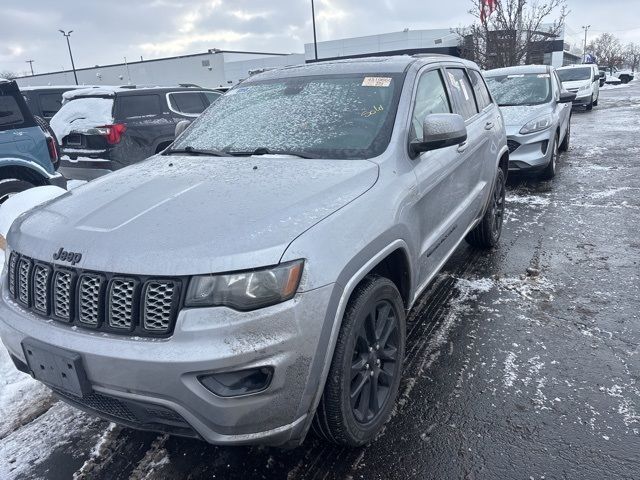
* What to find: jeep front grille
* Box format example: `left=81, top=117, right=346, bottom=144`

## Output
left=7, top=253, right=181, bottom=336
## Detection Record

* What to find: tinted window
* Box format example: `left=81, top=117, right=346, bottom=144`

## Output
left=39, top=92, right=64, bottom=118
left=117, top=94, right=161, bottom=118
left=0, top=95, right=25, bottom=128
left=468, top=70, right=492, bottom=110
left=485, top=73, right=552, bottom=106
left=169, top=92, right=207, bottom=114
left=411, top=69, right=451, bottom=141
left=203, top=91, right=222, bottom=104
left=172, top=74, right=403, bottom=160
left=447, top=69, right=479, bottom=120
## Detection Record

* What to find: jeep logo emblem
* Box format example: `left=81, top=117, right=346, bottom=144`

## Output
left=53, top=247, right=82, bottom=265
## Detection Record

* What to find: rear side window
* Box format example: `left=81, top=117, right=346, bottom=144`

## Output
left=0, top=95, right=25, bottom=129
left=168, top=92, right=207, bottom=115
left=447, top=69, right=479, bottom=120
left=117, top=94, right=161, bottom=119
left=39, top=93, right=64, bottom=118
left=203, top=91, right=222, bottom=104
left=411, top=69, right=451, bottom=141
left=468, top=70, right=492, bottom=110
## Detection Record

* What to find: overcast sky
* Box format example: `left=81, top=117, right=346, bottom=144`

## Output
left=1, top=0, right=638, bottom=75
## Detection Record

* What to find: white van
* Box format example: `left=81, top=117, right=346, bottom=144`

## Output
left=556, top=64, right=600, bottom=110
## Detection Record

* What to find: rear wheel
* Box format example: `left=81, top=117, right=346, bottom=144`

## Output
left=0, top=179, right=35, bottom=204
left=313, top=275, right=405, bottom=446
left=466, top=168, right=506, bottom=249
left=620, top=76, right=630, bottom=84
left=540, top=134, right=559, bottom=180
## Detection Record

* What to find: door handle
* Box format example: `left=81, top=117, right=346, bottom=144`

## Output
left=457, top=141, right=468, bottom=153
left=484, top=121, right=494, bottom=130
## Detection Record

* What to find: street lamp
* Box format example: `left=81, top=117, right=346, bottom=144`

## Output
left=59, top=29, right=78, bottom=85
left=582, top=25, right=591, bottom=61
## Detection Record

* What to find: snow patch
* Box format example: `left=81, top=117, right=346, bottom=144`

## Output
left=503, top=352, right=518, bottom=388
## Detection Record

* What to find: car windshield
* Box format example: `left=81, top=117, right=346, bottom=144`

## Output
left=557, top=67, right=592, bottom=82
left=485, top=73, right=552, bottom=106
left=171, top=73, right=403, bottom=159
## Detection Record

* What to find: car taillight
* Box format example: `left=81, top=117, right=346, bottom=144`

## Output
left=46, top=136, right=58, bottom=164
left=96, top=123, right=127, bottom=145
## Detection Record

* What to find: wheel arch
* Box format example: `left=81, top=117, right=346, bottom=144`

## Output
left=0, top=162, right=50, bottom=186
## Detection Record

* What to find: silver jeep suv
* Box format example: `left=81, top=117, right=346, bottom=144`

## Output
left=0, top=55, right=508, bottom=447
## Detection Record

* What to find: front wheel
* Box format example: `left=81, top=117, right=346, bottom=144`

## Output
left=0, top=179, right=35, bottom=205
left=465, top=168, right=506, bottom=249
left=586, top=95, right=594, bottom=111
left=312, top=275, right=406, bottom=446
left=540, top=134, right=559, bottom=181
left=559, top=118, right=571, bottom=152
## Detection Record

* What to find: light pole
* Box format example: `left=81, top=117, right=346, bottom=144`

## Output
left=26, top=59, right=34, bottom=76
left=582, top=25, right=591, bottom=61
left=311, top=0, right=318, bottom=61
left=59, top=30, right=78, bottom=85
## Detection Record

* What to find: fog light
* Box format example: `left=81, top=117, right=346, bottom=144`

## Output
left=199, top=367, right=273, bottom=397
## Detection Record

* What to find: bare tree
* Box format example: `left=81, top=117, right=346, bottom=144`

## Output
left=0, top=70, right=20, bottom=80
left=457, top=0, right=568, bottom=69
left=587, top=33, right=624, bottom=67
left=624, top=42, right=640, bottom=72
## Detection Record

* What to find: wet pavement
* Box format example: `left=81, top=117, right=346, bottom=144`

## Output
left=2, top=82, right=640, bottom=480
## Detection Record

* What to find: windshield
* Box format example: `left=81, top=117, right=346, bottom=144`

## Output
left=172, top=73, right=403, bottom=159
left=557, top=67, right=592, bottom=82
left=485, top=73, right=552, bottom=106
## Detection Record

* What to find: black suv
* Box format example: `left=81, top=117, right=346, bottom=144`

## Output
left=50, top=86, right=222, bottom=180
left=21, top=86, right=81, bottom=123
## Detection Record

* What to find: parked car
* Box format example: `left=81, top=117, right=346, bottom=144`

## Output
left=484, top=65, right=575, bottom=179
left=556, top=64, right=600, bottom=110
left=599, top=66, right=635, bottom=84
left=0, top=79, right=66, bottom=203
left=0, top=55, right=509, bottom=448
left=21, top=86, right=82, bottom=123
left=50, top=85, right=222, bottom=180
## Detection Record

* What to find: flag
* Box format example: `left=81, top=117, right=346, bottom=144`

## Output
left=480, top=0, right=497, bottom=23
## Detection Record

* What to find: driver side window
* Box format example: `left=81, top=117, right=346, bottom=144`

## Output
left=411, top=69, right=451, bottom=141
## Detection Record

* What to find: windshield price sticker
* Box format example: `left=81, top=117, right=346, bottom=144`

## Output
left=362, top=77, right=392, bottom=87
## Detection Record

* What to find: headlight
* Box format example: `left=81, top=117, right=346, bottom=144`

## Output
left=186, top=260, right=304, bottom=311
left=579, top=84, right=591, bottom=92
left=520, top=115, right=553, bottom=135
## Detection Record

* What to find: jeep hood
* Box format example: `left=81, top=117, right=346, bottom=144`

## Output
left=9, top=156, right=378, bottom=275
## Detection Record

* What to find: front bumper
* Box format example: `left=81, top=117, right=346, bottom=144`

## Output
left=571, top=90, right=593, bottom=106
left=0, top=280, right=336, bottom=445
left=505, top=127, right=555, bottom=172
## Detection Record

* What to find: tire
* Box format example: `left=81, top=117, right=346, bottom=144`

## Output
left=0, top=179, right=35, bottom=204
left=559, top=118, right=571, bottom=152
left=465, top=168, right=506, bottom=249
left=593, top=97, right=598, bottom=107
left=586, top=95, right=593, bottom=111
left=540, top=134, right=559, bottom=181
left=620, top=76, right=630, bottom=84
left=312, top=275, right=406, bottom=447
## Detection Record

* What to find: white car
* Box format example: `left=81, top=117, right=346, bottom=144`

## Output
left=556, top=64, right=600, bottom=110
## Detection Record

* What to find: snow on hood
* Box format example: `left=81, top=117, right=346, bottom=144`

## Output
left=498, top=104, right=551, bottom=127
left=8, top=156, right=379, bottom=275
left=50, top=97, right=114, bottom=140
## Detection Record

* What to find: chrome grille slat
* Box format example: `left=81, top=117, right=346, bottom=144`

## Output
left=53, top=270, right=73, bottom=320
left=8, top=252, right=18, bottom=297
left=108, top=279, right=136, bottom=329
left=78, top=274, right=104, bottom=326
left=33, top=264, right=51, bottom=313
left=6, top=252, right=180, bottom=336
left=143, top=281, right=176, bottom=332
left=17, top=258, right=33, bottom=305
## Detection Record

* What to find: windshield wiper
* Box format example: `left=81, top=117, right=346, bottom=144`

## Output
left=226, top=147, right=319, bottom=159
left=164, top=146, right=228, bottom=157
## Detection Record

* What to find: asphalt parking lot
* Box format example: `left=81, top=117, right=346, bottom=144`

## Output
left=1, top=81, right=639, bottom=480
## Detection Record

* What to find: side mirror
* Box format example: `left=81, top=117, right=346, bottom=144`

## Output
left=410, top=113, right=467, bottom=157
left=559, top=91, right=576, bottom=103
left=593, top=74, right=599, bottom=82
left=174, top=119, right=191, bottom=138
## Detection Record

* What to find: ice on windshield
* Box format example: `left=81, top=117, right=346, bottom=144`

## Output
left=173, top=75, right=400, bottom=159
left=557, top=67, right=592, bottom=82
left=485, top=74, right=551, bottom=106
